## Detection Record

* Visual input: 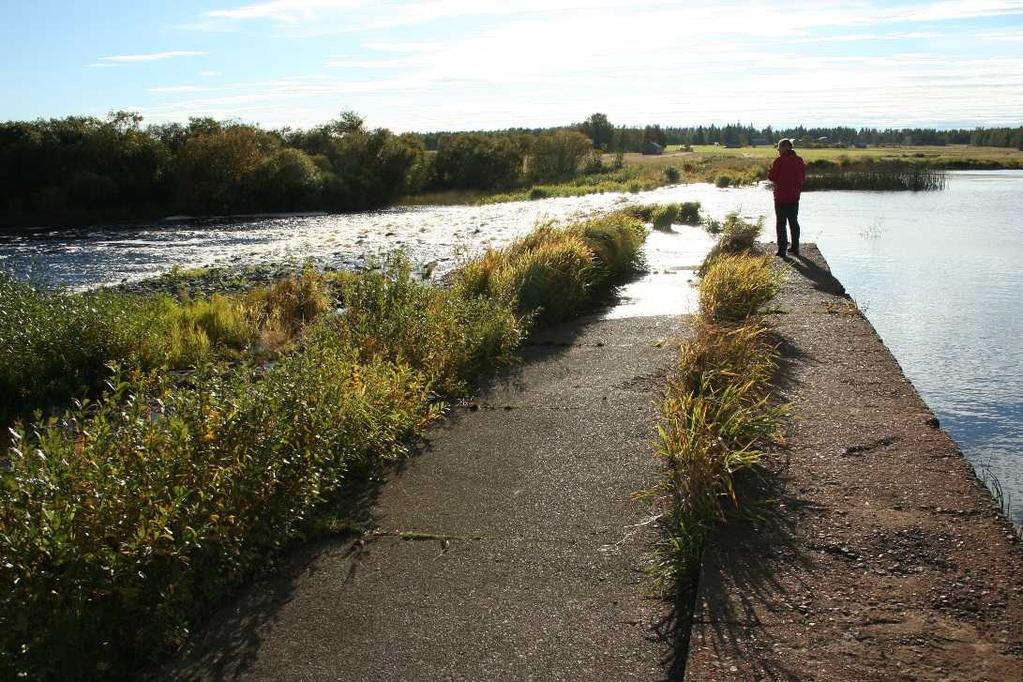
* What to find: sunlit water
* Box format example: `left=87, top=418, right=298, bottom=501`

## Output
left=2, top=171, right=1021, bottom=522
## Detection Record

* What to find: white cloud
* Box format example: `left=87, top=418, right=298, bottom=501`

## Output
left=185, top=0, right=1023, bottom=36
left=199, top=70, right=221, bottom=77
left=96, top=50, right=208, bottom=63
left=150, top=1, right=1023, bottom=129
left=206, top=0, right=370, bottom=23
left=149, top=85, right=213, bottom=94
left=325, top=57, right=413, bottom=68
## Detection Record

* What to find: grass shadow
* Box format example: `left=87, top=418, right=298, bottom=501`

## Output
left=156, top=467, right=387, bottom=680
left=688, top=459, right=821, bottom=682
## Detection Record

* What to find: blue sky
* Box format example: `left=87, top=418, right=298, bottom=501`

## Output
left=2, top=0, right=1023, bottom=131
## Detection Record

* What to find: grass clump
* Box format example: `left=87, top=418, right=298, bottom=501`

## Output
left=623, top=202, right=702, bottom=230
left=700, top=255, right=783, bottom=324
left=698, top=213, right=763, bottom=276
left=653, top=223, right=787, bottom=588
left=455, top=214, right=647, bottom=324
left=651, top=204, right=679, bottom=230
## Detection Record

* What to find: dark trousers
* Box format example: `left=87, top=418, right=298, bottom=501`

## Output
left=775, top=201, right=800, bottom=252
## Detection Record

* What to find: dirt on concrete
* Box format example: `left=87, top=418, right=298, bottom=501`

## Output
left=685, top=245, right=1023, bottom=681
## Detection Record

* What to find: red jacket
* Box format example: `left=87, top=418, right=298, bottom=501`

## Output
left=768, top=151, right=806, bottom=203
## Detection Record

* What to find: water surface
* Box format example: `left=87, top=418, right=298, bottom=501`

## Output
left=2, top=172, right=1021, bottom=521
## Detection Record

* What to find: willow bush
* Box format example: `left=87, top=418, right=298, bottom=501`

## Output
left=0, top=214, right=648, bottom=679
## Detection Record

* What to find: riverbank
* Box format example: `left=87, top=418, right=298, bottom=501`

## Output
left=0, top=212, right=650, bottom=679
left=685, top=245, right=1023, bottom=680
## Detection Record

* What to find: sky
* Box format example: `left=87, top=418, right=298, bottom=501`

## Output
left=2, top=0, right=1023, bottom=132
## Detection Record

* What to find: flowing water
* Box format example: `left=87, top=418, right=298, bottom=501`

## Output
left=2, top=171, right=1021, bottom=522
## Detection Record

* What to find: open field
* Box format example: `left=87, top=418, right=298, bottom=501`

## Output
left=662, top=143, right=1023, bottom=165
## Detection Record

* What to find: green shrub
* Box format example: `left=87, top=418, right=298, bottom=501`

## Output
left=0, top=276, right=163, bottom=427
left=676, top=201, right=701, bottom=225
left=334, top=258, right=522, bottom=395
left=650, top=204, right=679, bottom=231
left=0, top=269, right=333, bottom=429
left=698, top=214, right=763, bottom=276
left=0, top=339, right=436, bottom=678
left=699, top=254, right=783, bottom=323
left=664, top=166, right=681, bottom=183
left=582, top=153, right=606, bottom=175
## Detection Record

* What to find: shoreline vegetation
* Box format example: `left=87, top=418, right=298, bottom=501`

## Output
left=0, top=209, right=649, bottom=679
left=1, top=111, right=1021, bottom=231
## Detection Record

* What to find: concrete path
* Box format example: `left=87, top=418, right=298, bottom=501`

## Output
left=167, top=312, right=690, bottom=680
left=685, top=245, right=1023, bottom=681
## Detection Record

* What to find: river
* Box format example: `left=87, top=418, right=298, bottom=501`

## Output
left=2, top=170, right=1021, bottom=522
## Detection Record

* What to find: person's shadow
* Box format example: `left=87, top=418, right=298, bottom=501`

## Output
left=786, top=246, right=849, bottom=298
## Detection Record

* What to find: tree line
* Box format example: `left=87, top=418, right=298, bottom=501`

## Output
left=426, top=115, right=1023, bottom=151
left=0, top=112, right=594, bottom=227
left=1, top=110, right=1020, bottom=227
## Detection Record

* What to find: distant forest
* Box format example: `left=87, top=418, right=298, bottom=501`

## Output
left=1, top=110, right=1020, bottom=227
left=424, top=113, right=1023, bottom=151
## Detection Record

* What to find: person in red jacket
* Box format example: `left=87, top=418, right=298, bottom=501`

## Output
left=768, top=138, right=806, bottom=257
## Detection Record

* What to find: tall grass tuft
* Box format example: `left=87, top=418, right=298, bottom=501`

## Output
left=699, top=254, right=783, bottom=324
left=623, top=202, right=702, bottom=230
left=698, top=213, right=763, bottom=276
left=455, top=214, right=647, bottom=324
left=244, top=264, right=331, bottom=336
left=573, top=212, right=648, bottom=279
left=654, top=222, right=787, bottom=588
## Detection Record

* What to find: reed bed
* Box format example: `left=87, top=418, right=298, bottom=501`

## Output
left=654, top=220, right=787, bottom=587
left=803, top=159, right=946, bottom=191
left=0, top=215, right=647, bottom=679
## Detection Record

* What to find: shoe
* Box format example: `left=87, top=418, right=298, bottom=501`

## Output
left=775, top=251, right=787, bottom=259
left=787, top=245, right=799, bottom=256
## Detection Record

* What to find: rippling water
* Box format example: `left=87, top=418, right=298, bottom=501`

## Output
left=2, top=171, right=1021, bottom=521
